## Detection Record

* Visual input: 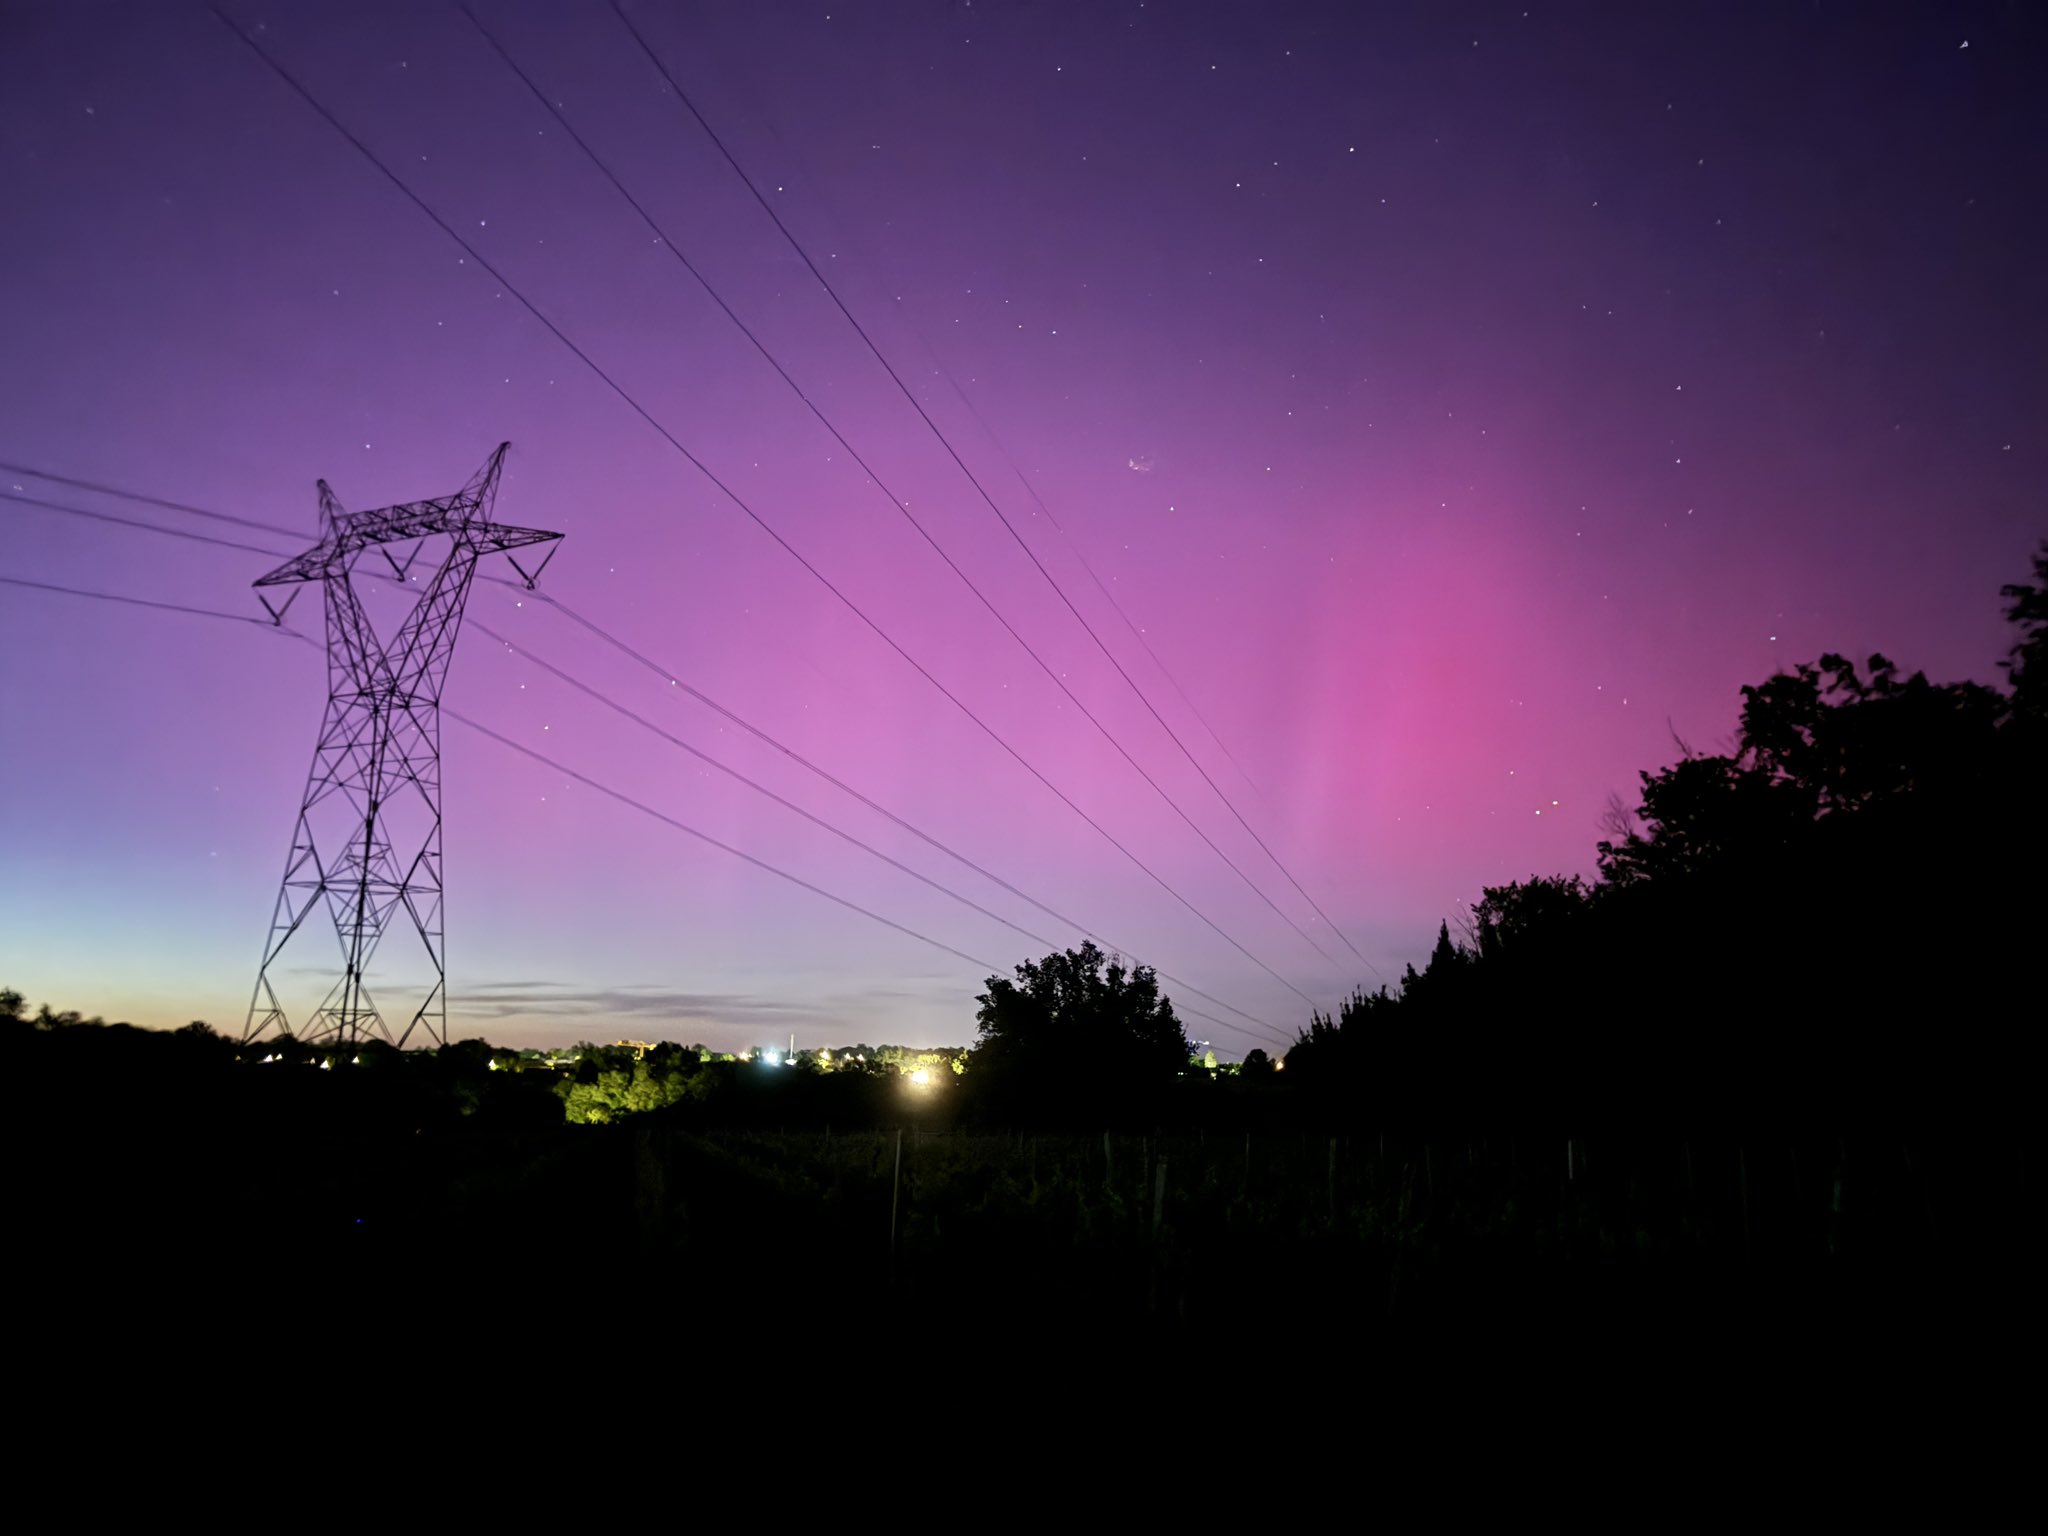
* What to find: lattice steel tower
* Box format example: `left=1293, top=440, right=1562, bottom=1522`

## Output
left=244, top=443, right=561, bottom=1047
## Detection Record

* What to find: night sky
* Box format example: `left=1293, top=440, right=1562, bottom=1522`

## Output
left=3, top=2, right=2043, bottom=1054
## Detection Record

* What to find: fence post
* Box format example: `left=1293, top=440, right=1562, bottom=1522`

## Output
left=1905, top=1144, right=1937, bottom=1240
left=1829, top=1139, right=1845, bottom=1258
left=890, top=1128, right=904, bottom=1283
left=1739, top=1143, right=1751, bottom=1256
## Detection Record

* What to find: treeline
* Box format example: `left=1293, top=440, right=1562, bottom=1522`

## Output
left=8, top=546, right=2042, bottom=1145
left=0, top=1003, right=968, bottom=1133
left=1283, top=544, right=2048, bottom=1129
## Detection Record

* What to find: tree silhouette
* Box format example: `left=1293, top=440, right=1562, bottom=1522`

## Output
left=973, top=940, right=1190, bottom=1122
left=1471, top=875, right=1593, bottom=963
left=1282, top=544, right=2047, bottom=1124
left=2000, top=541, right=2048, bottom=709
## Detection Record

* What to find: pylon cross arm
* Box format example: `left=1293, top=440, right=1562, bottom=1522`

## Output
left=255, top=520, right=562, bottom=588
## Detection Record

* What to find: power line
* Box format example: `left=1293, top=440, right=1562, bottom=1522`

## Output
left=0, top=459, right=302, bottom=539
left=462, top=5, right=1342, bottom=981
left=930, top=349, right=1268, bottom=796
left=608, top=0, right=1370, bottom=973
left=480, top=581, right=1289, bottom=1043
left=449, top=712, right=1258, bottom=1047
left=504, top=582, right=1283, bottom=1034
left=208, top=3, right=1322, bottom=1012
left=740, top=108, right=1269, bottom=802
left=470, top=616, right=1064, bottom=952
left=0, top=572, right=293, bottom=629
left=3, top=489, right=296, bottom=559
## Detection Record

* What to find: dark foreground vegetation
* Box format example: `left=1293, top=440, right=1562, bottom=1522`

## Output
left=10, top=548, right=2046, bottom=1393
left=8, top=1012, right=2032, bottom=1365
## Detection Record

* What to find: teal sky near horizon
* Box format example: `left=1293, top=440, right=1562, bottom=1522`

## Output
left=2, top=2, right=2043, bottom=1052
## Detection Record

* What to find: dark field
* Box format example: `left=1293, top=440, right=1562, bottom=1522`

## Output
left=18, top=1023, right=2034, bottom=1397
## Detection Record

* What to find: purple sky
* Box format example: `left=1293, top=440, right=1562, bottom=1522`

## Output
left=3, top=2, right=2043, bottom=1054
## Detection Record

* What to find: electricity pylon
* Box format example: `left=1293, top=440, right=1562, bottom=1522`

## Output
left=243, top=443, right=561, bottom=1047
